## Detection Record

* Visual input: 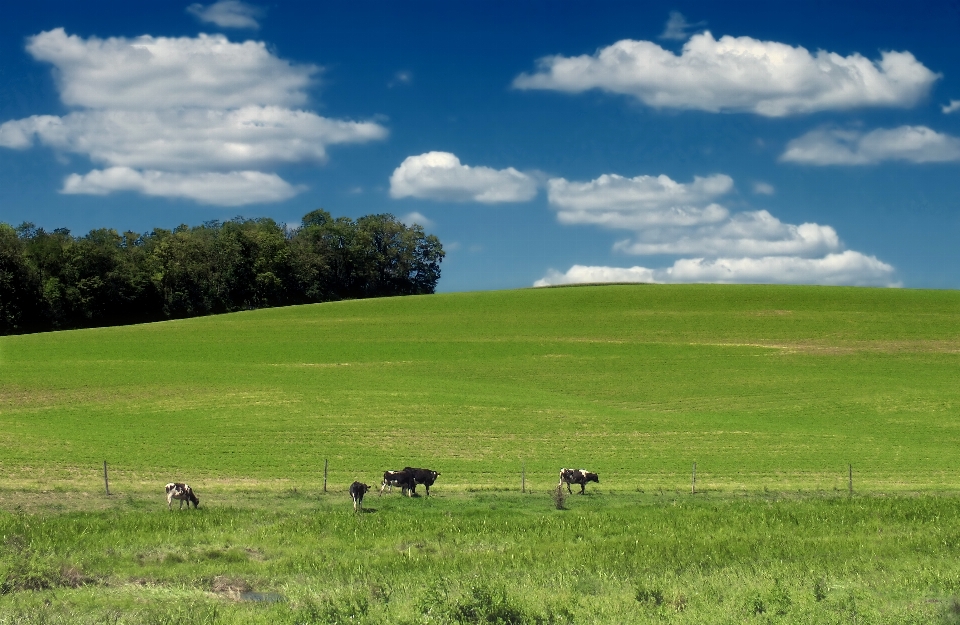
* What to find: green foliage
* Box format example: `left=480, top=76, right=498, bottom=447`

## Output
left=0, top=212, right=444, bottom=335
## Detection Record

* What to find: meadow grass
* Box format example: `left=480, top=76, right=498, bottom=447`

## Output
left=2, top=491, right=960, bottom=623
left=2, top=284, right=960, bottom=622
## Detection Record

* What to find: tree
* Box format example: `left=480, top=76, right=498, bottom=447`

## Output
left=0, top=224, right=41, bottom=333
left=0, top=208, right=444, bottom=335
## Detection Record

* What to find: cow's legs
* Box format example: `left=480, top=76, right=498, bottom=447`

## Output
left=579, top=483, right=586, bottom=495
left=167, top=493, right=173, bottom=510
left=566, top=482, right=573, bottom=494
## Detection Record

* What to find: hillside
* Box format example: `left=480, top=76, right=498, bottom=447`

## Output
left=2, top=284, right=959, bottom=494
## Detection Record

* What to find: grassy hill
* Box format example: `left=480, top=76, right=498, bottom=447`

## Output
left=2, top=284, right=959, bottom=495
left=3, top=284, right=960, bottom=624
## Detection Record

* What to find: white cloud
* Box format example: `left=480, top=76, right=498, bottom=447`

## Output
left=0, top=108, right=386, bottom=170
left=659, top=11, right=705, bottom=41
left=26, top=29, right=311, bottom=110
left=612, top=211, right=840, bottom=257
left=944, top=100, right=960, bottom=114
left=547, top=173, right=732, bottom=228
left=390, top=151, right=538, bottom=203
left=781, top=126, right=960, bottom=165
left=542, top=170, right=895, bottom=287
left=535, top=252, right=898, bottom=288
left=753, top=181, right=775, bottom=195
left=547, top=172, right=840, bottom=257
left=513, top=31, right=938, bottom=116
left=62, top=168, right=301, bottom=206
left=0, top=29, right=387, bottom=204
left=400, top=211, right=434, bottom=228
left=535, top=265, right=657, bottom=286
left=188, top=1, right=263, bottom=29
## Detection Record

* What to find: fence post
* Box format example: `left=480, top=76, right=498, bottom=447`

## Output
left=522, top=462, right=526, bottom=494
left=324, top=459, right=328, bottom=493
left=692, top=462, right=697, bottom=495
left=103, top=460, right=110, bottom=496
left=848, top=464, right=853, bottom=496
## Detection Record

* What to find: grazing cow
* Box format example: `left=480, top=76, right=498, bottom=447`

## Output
left=165, top=482, right=200, bottom=509
left=349, top=481, right=370, bottom=511
left=380, top=470, right=416, bottom=497
left=558, top=468, right=599, bottom=495
left=404, top=467, right=441, bottom=497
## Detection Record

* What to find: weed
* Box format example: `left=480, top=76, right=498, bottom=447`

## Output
left=552, top=486, right=567, bottom=511
left=814, top=577, right=828, bottom=602
left=295, top=593, right=369, bottom=625
left=670, top=593, right=687, bottom=613
left=635, top=585, right=664, bottom=607
left=448, top=584, right=528, bottom=625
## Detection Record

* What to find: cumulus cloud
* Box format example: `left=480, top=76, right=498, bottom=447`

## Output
left=943, top=100, right=960, bottom=114
left=62, top=168, right=301, bottom=205
left=547, top=172, right=839, bottom=257
left=780, top=126, right=960, bottom=165
left=513, top=31, right=938, bottom=116
left=0, top=108, right=386, bottom=170
left=187, top=1, right=263, bottom=29
left=611, top=211, right=840, bottom=257
left=390, top=151, right=538, bottom=203
left=535, top=252, right=898, bottom=288
left=547, top=173, right=732, bottom=228
left=25, top=29, right=310, bottom=110
left=542, top=170, right=895, bottom=286
left=659, top=12, right=705, bottom=41
left=0, top=29, right=386, bottom=205
left=399, top=211, right=434, bottom=228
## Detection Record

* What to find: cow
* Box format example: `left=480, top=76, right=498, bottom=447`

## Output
left=349, top=481, right=370, bottom=511
left=558, top=468, right=599, bottom=495
left=165, top=482, right=200, bottom=509
left=404, top=467, right=441, bottom=497
left=380, top=470, right=416, bottom=497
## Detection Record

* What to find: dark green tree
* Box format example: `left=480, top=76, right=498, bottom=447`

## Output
left=1, top=208, right=444, bottom=335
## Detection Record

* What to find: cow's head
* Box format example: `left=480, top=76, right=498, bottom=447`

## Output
left=586, top=472, right=599, bottom=483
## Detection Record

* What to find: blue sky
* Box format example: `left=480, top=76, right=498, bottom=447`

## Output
left=1, top=1, right=959, bottom=292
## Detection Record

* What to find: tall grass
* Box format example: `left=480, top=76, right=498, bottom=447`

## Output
left=3, top=492, right=960, bottom=623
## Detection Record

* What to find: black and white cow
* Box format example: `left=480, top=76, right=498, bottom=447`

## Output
left=558, top=468, right=599, bottom=494
left=380, top=470, right=416, bottom=497
left=165, top=482, right=200, bottom=509
left=404, top=467, right=441, bottom=497
left=349, top=481, right=370, bottom=511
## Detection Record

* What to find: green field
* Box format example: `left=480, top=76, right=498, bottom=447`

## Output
left=2, top=284, right=960, bottom=623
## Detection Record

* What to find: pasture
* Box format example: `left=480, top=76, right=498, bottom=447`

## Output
left=2, top=284, right=960, bottom=623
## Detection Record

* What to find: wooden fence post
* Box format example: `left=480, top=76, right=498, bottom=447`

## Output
left=848, top=464, right=853, bottom=496
left=324, top=459, right=328, bottom=493
left=103, top=460, right=110, bottom=496
left=692, top=462, right=697, bottom=495
left=522, top=462, right=526, bottom=494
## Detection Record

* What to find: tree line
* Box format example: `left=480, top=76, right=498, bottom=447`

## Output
left=0, top=209, right=444, bottom=335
